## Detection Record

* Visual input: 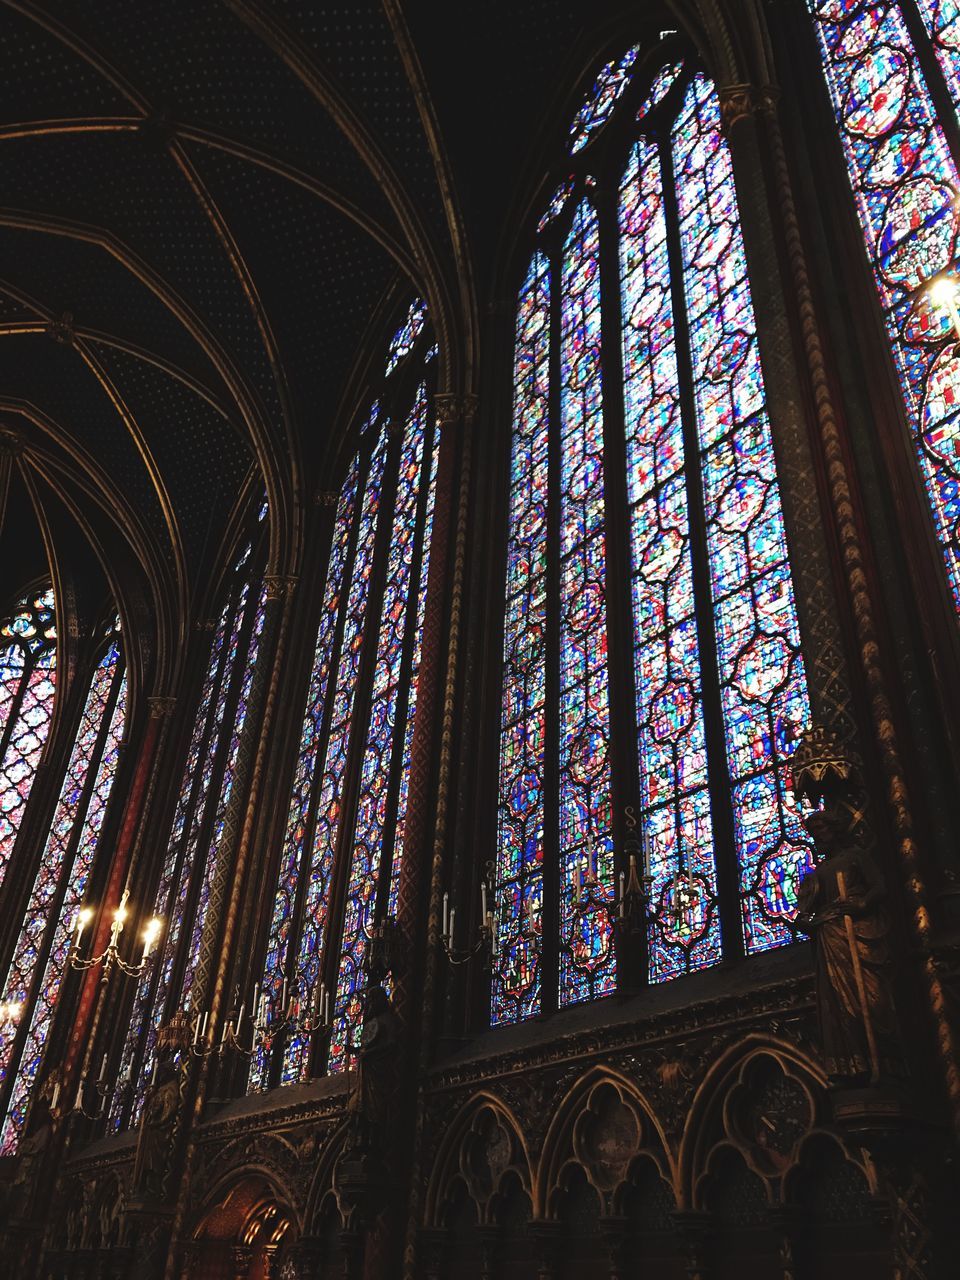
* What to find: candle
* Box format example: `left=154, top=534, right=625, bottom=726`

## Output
left=97, top=1053, right=108, bottom=1085
left=619, top=871, right=626, bottom=918
left=200, top=1011, right=209, bottom=1042
left=50, top=1082, right=60, bottom=1111
left=236, top=1003, right=245, bottom=1031
left=442, top=892, right=449, bottom=943
left=281, top=976, right=288, bottom=1013
left=481, top=880, right=488, bottom=921
left=449, top=907, right=456, bottom=949
left=323, top=990, right=331, bottom=1024
left=258, top=995, right=267, bottom=1026
left=74, top=1082, right=84, bottom=1112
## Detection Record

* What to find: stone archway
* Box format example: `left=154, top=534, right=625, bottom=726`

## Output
left=187, top=1173, right=296, bottom=1280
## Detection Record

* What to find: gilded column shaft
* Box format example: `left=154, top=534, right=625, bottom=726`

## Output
left=756, top=89, right=960, bottom=1130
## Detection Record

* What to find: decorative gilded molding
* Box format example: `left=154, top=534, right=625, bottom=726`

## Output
left=263, top=573, right=298, bottom=601
left=315, top=489, right=339, bottom=508
left=47, top=310, right=75, bottom=347
left=147, top=696, right=176, bottom=719
left=718, top=83, right=756, bottom=133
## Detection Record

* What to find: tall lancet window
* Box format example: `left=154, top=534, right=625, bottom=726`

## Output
left=113, top=517, right=268, bottom=1129
left=250, top=300, right=438, bottom=1090
left=0, top=589, right=57, bottom=890
left=0, top=618, right=126, bottom=1152
left=493, top=44, right=812, bottom=1024
left=809, top=0, right=960, bottom=615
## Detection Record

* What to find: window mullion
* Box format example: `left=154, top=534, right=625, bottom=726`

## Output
left=658, top=127, right=745, bottom=965
left=0, top=657, right=30, bottom=776
left=900, top=0, right=960, bottom=169
left=593, top=182, right=647, bottom=992
left=265, top=444, right=375, bottom=1088
left=374, top=401, right=437, bottom=921
left=542, top=246, right=563, bottom=1017
left=311, top=423, right=405, bottom=1076
left=164, top=578, right=256, bottom=1021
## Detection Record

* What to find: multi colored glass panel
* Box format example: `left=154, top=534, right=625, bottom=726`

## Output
left=810, top=0, right=960, bottom=610
left=569, top=45, right=641, bottom=153
left=493, top=255, right=551, bottom=1025
left=496, top=50, right=816, bottom=1021
left=120, top=541, right=265, bottom=1127
left=558, top=201, right=617, bottom=1006
left=253, top=299, right=436, bottom=1090
left=0, top=590, right=57, bottom=892
left=280, top=428, right=389, bottom=1084
left=248, top=457, right=360, bottom=1092
left=619, top=136, right=720, bottom=980
left=673, top=75, right=812, bottom=952
left=328, top=383, right=436, bottom=1072
left=386, top=299, right=428, bottom=374
left=0, top=641, right=126, bottom=1153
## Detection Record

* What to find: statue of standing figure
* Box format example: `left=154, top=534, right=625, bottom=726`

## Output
left=791, top=726, right=902, bottom=1084
left=132, top=1056, right=180, bottom=1201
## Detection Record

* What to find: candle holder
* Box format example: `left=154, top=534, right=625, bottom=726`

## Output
left=69, top=889, right=162, bottom=980
left=439, top=863, right=496, bottom=968
left=569, top=808, right=654, bottom=933
left=188, top=970, right=335, bottom=1063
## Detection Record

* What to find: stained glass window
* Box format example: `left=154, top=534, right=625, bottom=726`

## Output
left=250, top=303, right=438, bottom=1091
left=0, top=626, right=125, bottom=1153
left=494, top=45, right=813, bottom=1023
left=809, top=0, right=960, bottom=614
left=113, top=522, right=268, bottom=1129
left=0, top=589, right=57, bottom=892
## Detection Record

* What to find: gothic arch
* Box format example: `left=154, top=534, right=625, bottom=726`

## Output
left=190, top=1139, right=305, bottom=1237
left=678, top=1034, right=827, bottom=1210
left=537, top=1065, right=675, bottom=1220
left=304, top=1118, right=351, bottom=1233
left=424, top=1092, right=532, bottom=1229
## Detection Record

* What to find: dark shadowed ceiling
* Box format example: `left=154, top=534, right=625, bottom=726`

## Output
left=0, top=0, right=634, bottom=686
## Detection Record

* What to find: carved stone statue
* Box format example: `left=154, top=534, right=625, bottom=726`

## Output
left=792, top=726, right=902, bottom=1084
left=132, top=1057, right=180, bottom=1200
left=345, top=983, right=400, bottom=1152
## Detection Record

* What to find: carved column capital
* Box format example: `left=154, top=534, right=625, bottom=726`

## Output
left=264, top=574, right=298, bottom=601
left=147, top=695, right=176, bottom=719
left=757, top=83, right=781, bottom=116
left=434, top=392, right=478, bottom=430
left=717, top=83, right=757, bottom=133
